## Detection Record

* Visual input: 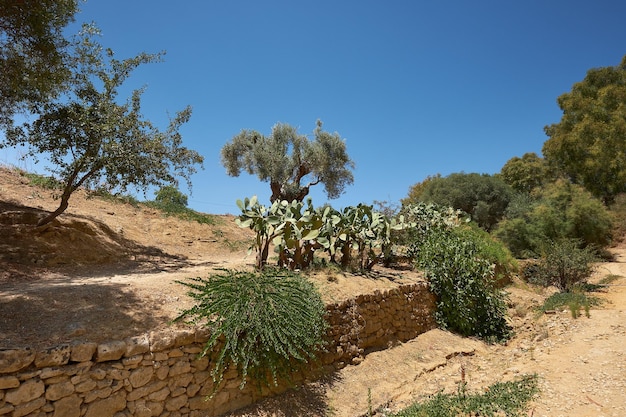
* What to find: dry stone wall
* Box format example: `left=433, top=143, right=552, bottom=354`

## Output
left=0, top=282, right=435, bottom=417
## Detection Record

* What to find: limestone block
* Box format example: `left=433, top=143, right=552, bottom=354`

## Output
left=70, top=342, right=97, bottom=363
left=35, top=344, right=70, bottom=368
left=84, top=390, right=126, bottom=417
left=53, top=394, right=82, bottom=417
left=124, top=335, right=149, bottom=357
left=12, top=396, right=45, bottom=417
left=129, top=367, right=154, bottom=388
left=45, top=380, right=75, bottom=401
left=168, top=360, right=191, bottom=377
left=0, top=375, right=19, bottom=389
left=96, top=341, right=126, bottom=362
left=165, top=393, right=188, bottom=411
left=126, top=380, right=167, bottom=402
left=5, top=378, right=44, bottom=405
left=0, top=348, right=35, bottom=374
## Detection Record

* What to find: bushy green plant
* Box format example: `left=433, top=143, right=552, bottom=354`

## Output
left=174, top=269, right=327, bottom=392
left=495, top=180, right=612, bottom=258
left=453, top=225, right=518, bottom=286
left=531, top=239, right=597, bottom=292
left=154, top=185, right=188, bottom=208
left=414, top=229, right=512, bottom=342
left=392, top=374, right=538, bottom=417
left=404, top=172, right=514, bottom=231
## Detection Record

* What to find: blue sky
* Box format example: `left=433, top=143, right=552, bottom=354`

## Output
left=2, top=1, right=626, bottom=214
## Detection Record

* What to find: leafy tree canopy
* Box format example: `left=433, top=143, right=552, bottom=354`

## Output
left=403, top=172, right=513, bottom=231
left=0, top=0, right=79, bottom=127
left=2, top=24, right=204, bottom=226
left=499, top=152, right=554, bottom=194
left=543, top=55, right=626, bottom=205
left=221, top=120, right=354, bottom=202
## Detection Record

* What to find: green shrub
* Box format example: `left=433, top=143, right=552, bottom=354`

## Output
left=539, top=291, right=601, bottom=318
left=453, top=225, right=518, bottom=286
left=494, top=180, right=612, bottom=257
left=155, top=185, right=188, bottom=208
left=414, top=229, right=512, bottom=342
left=174, top=269, right=327, bottom=392
left=532, top=239, right=597, bottom=292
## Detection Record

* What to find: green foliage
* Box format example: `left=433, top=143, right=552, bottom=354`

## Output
left=88, top=187, right=141, bottom=207
left=530, top=239, right=597, bottom=292
left=221, top=120, right=354, bottom=202
left=392, top=374, right=539, bottom=417
left=453, top=225, right=518, bottom=285
left=414, top=228, right=512, bottom=342
left=499, top=152, right=554, bottom=194
left=495, top=180, right=613, bottom=257
left=155, top=185, right=188, bottom=208
left=174, top=269, right=327, bottom=392
left=3, top=24, right=204, bottom=226
left=543, top=55, right=626, bottom=205
left=0, top=0, right=79, bottom=127
left=405, top=172, right=514, bottom=231
left=22, top=172, right=63, bottom=190
left=539, top=291, right=601, bottom=318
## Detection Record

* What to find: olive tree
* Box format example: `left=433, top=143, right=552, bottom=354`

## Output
left=221, top=120, right=354, bottom=202
left=3, top=25, right=204, bottom=226
left=0, top=0, right=79, bottom=127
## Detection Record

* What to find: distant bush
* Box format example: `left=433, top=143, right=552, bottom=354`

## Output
left=154, top=185, right=188, bottom=208
left=529, top=239, right=597, bottom=292
left=495, top=180, right=612, bottom=257
left=146, top=186, right=214, bottom=225
left=404, top=172, right=514, bottom=231
left=174, top=269, right=327, bottom=392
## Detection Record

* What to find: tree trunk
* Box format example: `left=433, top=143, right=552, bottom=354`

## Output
left=37, top=191, right=71, bottom=226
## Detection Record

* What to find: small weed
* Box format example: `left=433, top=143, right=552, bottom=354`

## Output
left=144, top=200, right=215, bottom=225
left=539, top=291, right=601, bottom=317
left=598, top=274, right=622, bottom=286
left=391, top=374, right=539, bottom=417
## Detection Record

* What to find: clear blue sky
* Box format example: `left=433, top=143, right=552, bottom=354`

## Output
left=2, top=1, right=626, bottom=214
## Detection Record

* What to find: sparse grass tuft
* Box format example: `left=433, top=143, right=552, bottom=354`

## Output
left=392, top=374, right=539, bottom=417
left=538, top=291, right=601, bottom=317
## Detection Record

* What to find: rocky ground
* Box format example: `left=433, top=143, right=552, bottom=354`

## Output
left=1, top=165, right=625, bottom=417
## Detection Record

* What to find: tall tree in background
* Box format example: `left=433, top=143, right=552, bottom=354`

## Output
left=3, top=25, right=204, bottom=226
left=0, top=0, right=79, bottom=127
left=543, top=55, right=626, bottom=205
left=499, top=152, right=553, bottom=194
left=221, top=120, right=354, bottom=202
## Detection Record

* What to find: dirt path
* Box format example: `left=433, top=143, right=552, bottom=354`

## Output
left=226, top=249, right=626, bottom=417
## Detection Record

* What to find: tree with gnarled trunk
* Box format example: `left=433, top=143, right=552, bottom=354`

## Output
left=3, top=25, right=204, bottom=226
left=221, top=120, right=354, bottom=203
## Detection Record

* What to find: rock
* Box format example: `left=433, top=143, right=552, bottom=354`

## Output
left=0, top=348, right=35, bottom=373
left=35, top=344, right=71, bottom=368
left=96, top=341, right=126, bottom=362
left=5, top=379, right=45, bottom=405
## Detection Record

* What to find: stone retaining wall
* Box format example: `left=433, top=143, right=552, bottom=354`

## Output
left=0, top=282, right=435, bottom=417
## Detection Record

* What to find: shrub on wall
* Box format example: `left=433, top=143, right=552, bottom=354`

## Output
left=174, top=268, right=328, bottom=392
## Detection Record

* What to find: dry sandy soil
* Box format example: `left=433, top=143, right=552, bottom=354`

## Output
left=1, top=166, right=625, bottom=417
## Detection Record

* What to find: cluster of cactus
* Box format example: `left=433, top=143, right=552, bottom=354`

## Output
left=236, top=196, right=404, bottom=270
